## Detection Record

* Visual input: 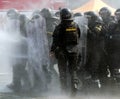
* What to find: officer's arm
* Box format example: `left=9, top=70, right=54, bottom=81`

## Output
left=50, top=26, right=59, bottom=52
left=77, top=25, right=81, bottom=38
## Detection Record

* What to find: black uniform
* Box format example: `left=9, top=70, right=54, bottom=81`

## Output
left=51, top=19, right=81, bottom=94
left=84, top=11, right=104, bottom=88
left=106, top=21, right=120, bottom=84
left=98, top=7, right=115, bottom=87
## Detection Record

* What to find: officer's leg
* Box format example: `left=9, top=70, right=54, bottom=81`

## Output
left=48, top=36, right=58, bottom=82
left=99, top=68, right=109, bottom=89
left=42, top=64, right=52, bottom=87
left=21, top=60, right=31, bottom=91
left=49, top=57, right=58, bottom=78
left=98, top=54, right=109, bottom=89
left=12, top=63, right=22, bottom=91
left=68, top=53, right=79, bottom=95
left=57, top=51, right=67, bottom=92
left=109, top=53, right=120, bottom=87
left=89, top=52, right=101, bottom=89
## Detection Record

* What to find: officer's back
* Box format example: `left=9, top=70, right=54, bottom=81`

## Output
left=51, top=8, right=80, bottom=53
left=50, top=8, right=80, bottom=96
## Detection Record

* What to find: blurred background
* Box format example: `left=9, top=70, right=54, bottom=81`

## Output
left=0, top=0, right=119, bottom=11
left=69, top=0, right=120, bottom=9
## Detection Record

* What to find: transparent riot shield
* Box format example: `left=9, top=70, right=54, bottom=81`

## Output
left=74, top=16, right=88, bottom=69
left=26, top=14, right=50, bottom=91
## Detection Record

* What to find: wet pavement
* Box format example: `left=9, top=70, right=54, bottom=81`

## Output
left=0, top=67, right=120, bottom=99
left=0, top=92, right=120, bottom=99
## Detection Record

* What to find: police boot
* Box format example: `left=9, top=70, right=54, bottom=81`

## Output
left=91, top=77, right=101, bottom=91
left=7, top=83, right=21, bottom=92
left=100, top=77, right=110, bottom=89
left=71, top=71, right=81, bottom=96
left=59, top=76, right=68, bottom=94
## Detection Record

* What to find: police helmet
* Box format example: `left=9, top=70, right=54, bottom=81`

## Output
left=84, top=11, right=103, bottom=24
left=115, top=8, right=120, bottom=15
left=99, top=7, right=111, bottom=17
left=40, top=8, right=52, bottom=18
left=114, top=8, right=120, bottom=21
left=73, top=12, right=82, bottom=17
left=32, top=9, right=41, bottom=16
left=60, top=8, right=73, bottom=21
left=32, top=13, right=40, bottom=20
left=7, top=8, right=19, bottom=19
left=84, top=11, right=97, bottom=20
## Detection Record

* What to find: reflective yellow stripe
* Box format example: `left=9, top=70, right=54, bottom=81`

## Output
left=95, top=25, right=102, bottom=31
left=66, top=28, right=77, bottom=31
left=47, top=32, right=53, bottom=35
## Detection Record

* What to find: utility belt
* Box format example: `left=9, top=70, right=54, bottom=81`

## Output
left=65, top=45, right=79, bottom=53
left=55, top=44, right=79, bottom=54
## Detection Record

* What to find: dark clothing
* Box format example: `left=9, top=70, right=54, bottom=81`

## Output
left=98, top=17, right=116, bottom=85
left=106, top=22, right=120, bottom=78
left=51, top=20, right=80, bottom=94
left=57, top=49, right=78, bottom=91
left=85, top=21, right=105, bottom=80
left=51, top=20, right=80, bottom=52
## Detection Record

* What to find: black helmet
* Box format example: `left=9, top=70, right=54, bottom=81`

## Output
left=99, top=7, right=111, bottom=17
left=115, top=8, right=120, bottom=15
left=84, top=11, right=96, bottom=16
left=73, top=12, right=82, bottom=17
left=84, top=11, right=103, bottom=25
left=84, top=11, right=98, bottom=20
left=60, top=8, right=73, bottom=21
left=114, top=8, right=120, bottom=21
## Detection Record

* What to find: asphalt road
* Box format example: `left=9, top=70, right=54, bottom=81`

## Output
left=0, top=66, right=120, bottom=99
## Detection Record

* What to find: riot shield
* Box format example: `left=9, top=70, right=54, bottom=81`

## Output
left=74, top=16, right=88, bottom=69
left=26, top=14, right=50, bottom=91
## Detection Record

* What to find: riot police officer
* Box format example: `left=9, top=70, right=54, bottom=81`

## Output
left=107, top=8, right=120, bottom=86
left=99, top=7, right=114, bottom=24
left=98, top=7, right=116, bottom=87
left=6, top=8, right=20, bottom=34
left=50, top=8, right=81, bottom=95
left=6, top=8, right=21, bottom=92
left=8, top=14, right=30, bottom=92
left=40, top=8, right=59, bottom=81
left=84, top=11, right=104, bottom=89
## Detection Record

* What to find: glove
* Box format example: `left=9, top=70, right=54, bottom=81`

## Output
left=94, top=25, right=102, bottom=33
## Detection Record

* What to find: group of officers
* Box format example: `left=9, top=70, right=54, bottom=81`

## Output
left=50, top=7, right=120, bottom=95
left=4, top=6, right=120, bottom=96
